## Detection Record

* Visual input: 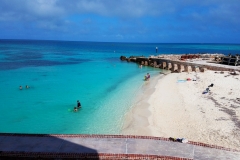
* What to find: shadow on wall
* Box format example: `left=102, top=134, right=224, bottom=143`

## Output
left=0, top=133, right=99, bottom=159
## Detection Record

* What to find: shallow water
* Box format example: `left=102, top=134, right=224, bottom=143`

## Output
left=0, top=40, right=239, bottom=134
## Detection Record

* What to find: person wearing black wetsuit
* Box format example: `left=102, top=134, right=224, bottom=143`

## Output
left=77, top=100, right=81, bottom=108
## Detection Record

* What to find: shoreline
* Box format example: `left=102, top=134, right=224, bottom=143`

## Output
left=121, top=73, right=162, bottom=136
left=121, top=70, right=240, bottom=150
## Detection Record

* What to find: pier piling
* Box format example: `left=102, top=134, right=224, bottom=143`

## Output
left=167, top=63, right=172, bottom=70
left=162, top=62, right=167, bottom=69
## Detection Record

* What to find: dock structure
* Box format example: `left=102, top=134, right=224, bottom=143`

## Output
left=120, top=54, right=240, bottom=72
left=221, top=54, right=240, bottom=66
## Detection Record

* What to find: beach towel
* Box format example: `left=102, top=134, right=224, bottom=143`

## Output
left=177, top=80, right=186, bottom=83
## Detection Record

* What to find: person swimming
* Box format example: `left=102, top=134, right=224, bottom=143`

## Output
left=19, top=86, right=22, bottom=90
left=26, top=85, right=29, bottom=89
left=74, top=107, right=78, bottom=112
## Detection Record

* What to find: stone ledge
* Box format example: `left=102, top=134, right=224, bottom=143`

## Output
left=0, top=152, right=193, bottom=160
left=1, top=133, right=239, bottom=153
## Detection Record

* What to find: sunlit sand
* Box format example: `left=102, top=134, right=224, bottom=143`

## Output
left=122, top=70, right=240, bottom=150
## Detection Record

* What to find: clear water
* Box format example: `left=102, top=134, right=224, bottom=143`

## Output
left=0, top=40, right=239, bottom=134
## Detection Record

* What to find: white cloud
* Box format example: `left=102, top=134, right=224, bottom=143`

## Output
left=0, top=0, right=239, bottom=21
left=0, top=0, right=240, bottom=42
left=27, top=0, right=65, bottom=18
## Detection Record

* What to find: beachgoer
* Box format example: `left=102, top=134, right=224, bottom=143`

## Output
left=145, top=73, right=150, bottom=81
left=19, top=86, right=22, bottom=90
left=147, top=73, right=150, bottom=80
left=26, top=85, right=29, bottom=89
left=74, top=107, right=78, bottom=112
left=208, top=83, right=214, bottom=87
left=77, top=100, right=81, bottom=108
left=169, top=137, right=188, bottom=143
left=144, top=75, right=147, bottom=80
left=230, top=70, right=237, bottom=75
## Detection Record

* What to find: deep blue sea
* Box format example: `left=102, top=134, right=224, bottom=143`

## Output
left=0, top=40, right=239, bottom=134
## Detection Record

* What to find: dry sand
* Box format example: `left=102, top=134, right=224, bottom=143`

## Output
left=121, top=70, right=240, bottom=150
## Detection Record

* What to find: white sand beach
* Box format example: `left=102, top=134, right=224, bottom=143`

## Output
left=121, top=70, right=240, bottom=150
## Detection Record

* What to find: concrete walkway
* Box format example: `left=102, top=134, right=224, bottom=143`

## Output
left=0, top=134, right=240, bottom=159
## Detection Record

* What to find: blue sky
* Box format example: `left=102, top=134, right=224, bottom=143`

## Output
left=0, top=0, right=240, bottom=43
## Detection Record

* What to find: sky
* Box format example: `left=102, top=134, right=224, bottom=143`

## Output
left=0, top=0, right=240, bottom=43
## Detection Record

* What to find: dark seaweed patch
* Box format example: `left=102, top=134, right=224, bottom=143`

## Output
left=105, top=57, right=119, bottom=62
left=67, top=58, right=85, bottom=62
left=230, top=104, right=240, bottom=109
left=0, top=59, right=81, bottom=70
left=216, top=117, right=228, bottom=121
left=208, top=96, right=240, bottom=129
left=4, top=51, right=43, bottom=61
left=52, top=51, right=80, bottom=56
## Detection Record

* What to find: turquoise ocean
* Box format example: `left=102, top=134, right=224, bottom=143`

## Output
left=0, top=40, right=239, bottom=134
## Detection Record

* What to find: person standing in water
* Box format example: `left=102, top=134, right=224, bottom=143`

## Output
left=145, top=73, right=150, bottom=81
left=147, top=73, right=150, bottom=80
left=77, top=100, right=81, bottom=108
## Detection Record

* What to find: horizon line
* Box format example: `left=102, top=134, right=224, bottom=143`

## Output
left=0, top=38, right=240, bottom=45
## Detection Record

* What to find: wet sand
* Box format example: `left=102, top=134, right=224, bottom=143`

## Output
left=121, top=70, right=240, bottom=150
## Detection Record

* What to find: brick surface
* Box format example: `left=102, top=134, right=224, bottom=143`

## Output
left=0, top=134, right=240, bottom=159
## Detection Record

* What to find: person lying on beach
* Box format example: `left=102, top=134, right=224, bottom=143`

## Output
left=169, top=137, right=188, bottom=143
left=230, top=71, right=238, bottom=75
left=202, top=87, right=210, bottom=94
